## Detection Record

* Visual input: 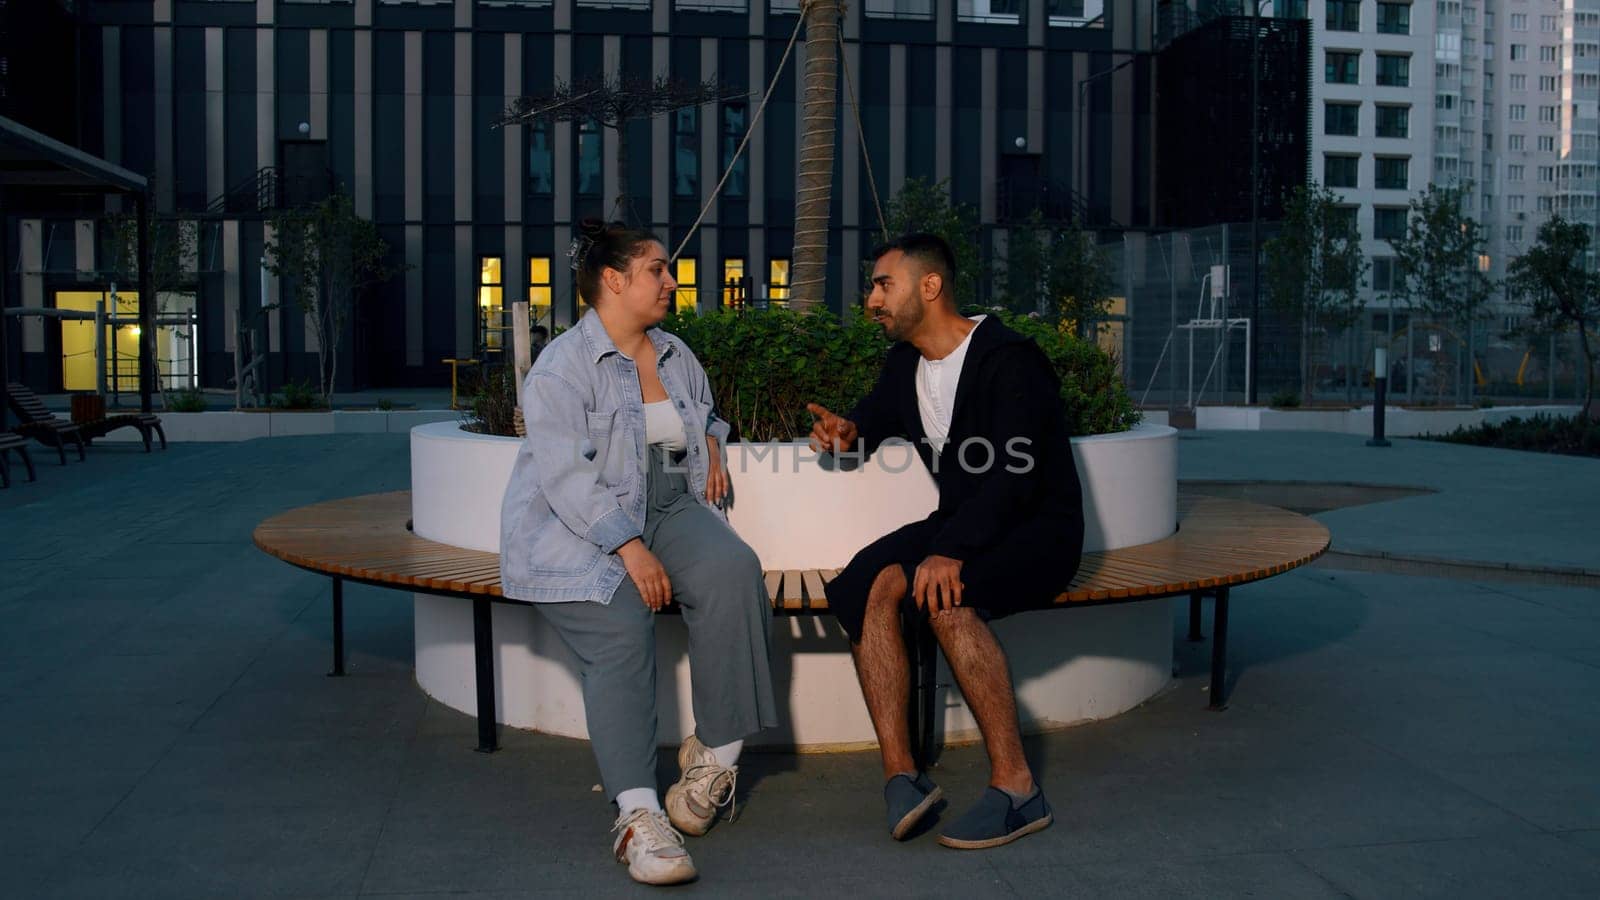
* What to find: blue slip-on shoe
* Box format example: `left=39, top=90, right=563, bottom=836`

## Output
left=884, top=772, right=943, bottom=840
left=937, top=786, right=1053, bottom=850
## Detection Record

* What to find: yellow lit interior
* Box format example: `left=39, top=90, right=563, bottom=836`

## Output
left=479, top=257, right=504, bottom=350
left=768, top=258, right=791, bottom=302
left=529, top=256, right=553, bottom=327
left=57, top=290, right=144, bottom=391
left=675, top=258, right=697, bottom=310
left=722, top=258, right=745, bottom=307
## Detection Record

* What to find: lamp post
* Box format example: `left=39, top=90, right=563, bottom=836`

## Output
left=1368, top=346, right=1391, bottom=447
left=1247, top=1, right=1268, bottom=406
left=1076, top=55, right=1138, bottom=221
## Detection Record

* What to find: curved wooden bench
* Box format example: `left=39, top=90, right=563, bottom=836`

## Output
left=255, top=491, right=1329, bottom=754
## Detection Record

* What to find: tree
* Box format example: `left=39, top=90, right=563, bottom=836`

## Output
left=881, top=177, right=987, bottom=305
left=1387, top=183, right=1494, bottom=405
left=500, top=74, right=745, bottom=224
left=1046, top=217, right=1115, bottom=339
left=1506, top=215, right=1600, bottom=418
left=105, top=209, right=199, bottom=408
left=1000, top=210, right=1050, bottom=315
left=1263, top=182, right=1368, bottom=404
left=791, top=0, right=842, bottom=313
left=1000, top=211, right=1114, bottom=338
left=265, top=192, right=397, bottom=404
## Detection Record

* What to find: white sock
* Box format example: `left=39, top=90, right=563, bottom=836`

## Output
left=708, top=739, right=743, bottom=769
left=614, top=787, right=662, bottom=814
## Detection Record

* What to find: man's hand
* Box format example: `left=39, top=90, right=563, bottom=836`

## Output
left=806, top=403, right=859, bottom=455
left=913, top=555, right=964, bottom=618
left=705, top=435, right=729, bottom=507
left=617, top=538, right=673, bottom=611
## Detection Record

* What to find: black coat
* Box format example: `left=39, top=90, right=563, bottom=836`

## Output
left=845, top=316, right=1086, bottom=565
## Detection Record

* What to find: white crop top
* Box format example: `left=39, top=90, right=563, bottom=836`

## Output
left=643, top=400, right=688, bottom=452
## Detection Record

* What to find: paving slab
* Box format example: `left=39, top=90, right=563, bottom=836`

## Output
left=1, top=432, right=1596, bottom=896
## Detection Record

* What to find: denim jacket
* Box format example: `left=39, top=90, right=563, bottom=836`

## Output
left=499, top=311, right=732, bottom=604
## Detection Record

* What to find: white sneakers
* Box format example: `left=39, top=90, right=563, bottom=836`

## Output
left=664, top=734, right=739, bottom=837
left=611, top=807, right=697, bottom=886
left=612, top=735, right=740, bottom=886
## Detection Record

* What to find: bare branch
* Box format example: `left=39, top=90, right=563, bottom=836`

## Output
left=496, top=75, right=748, bottom=130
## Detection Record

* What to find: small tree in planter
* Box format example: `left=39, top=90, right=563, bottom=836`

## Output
left=1505, top=215, right=1600, bottom=419
left=265, top=192, right=397, bottom=406
left=882, top=177, right=990, bottom=308
left=1263, top=182, right=1368, bottom=406
left=1001, top=211, right=1115, bottom=340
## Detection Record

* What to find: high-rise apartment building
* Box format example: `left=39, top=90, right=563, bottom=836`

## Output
left=1554, top=0, right=1600, bottom=258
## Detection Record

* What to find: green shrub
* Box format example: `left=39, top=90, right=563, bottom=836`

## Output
left=484, top=309, right=1140, bottom=441
left=666, top=307, right=1139, bottom=441
left=979, top=309, right=1141, bottom=437
left=271, top=379, right=325, bottom=410
left=376, top=397, right=395, bottom=411
left=167, top=387, right=207, bottom=412
left=1269, top=389, right=1301, bottom=408
left=1428, top=412, right=1600, bottom=458
left=663, top=308, right=887, bottom=442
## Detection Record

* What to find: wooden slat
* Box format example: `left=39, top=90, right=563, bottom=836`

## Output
left=801, top=569, right=826, bottom=611
left=781, top=569, right=804, bottom=611
left=254, top=491, right=1331, bottom=609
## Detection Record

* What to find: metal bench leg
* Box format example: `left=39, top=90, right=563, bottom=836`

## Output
left=472, top=596, right=500, bottom=753
left=1187, top=592, right=1205, bottom=641
left=19, top=446, right=34, bottom=481
left=1208, top=587, right=1230, bottom=711
left=328, top=577, right=346, bottom=677
left=0, top=451, right=9, bottom=488
left=903, top=615, right=938, bottom=770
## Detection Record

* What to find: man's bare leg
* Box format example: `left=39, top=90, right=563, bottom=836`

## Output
left=929, top=609, right=1034, bottom=795
left=851, top=564, right=918, bottom=780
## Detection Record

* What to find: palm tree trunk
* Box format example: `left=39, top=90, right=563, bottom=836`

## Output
left=790, top=0, right=840, bottom=314
left=614, top=122, right=632, bottom=224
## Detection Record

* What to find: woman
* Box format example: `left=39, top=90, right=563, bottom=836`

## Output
left=499, top=220, right=777, bottom=886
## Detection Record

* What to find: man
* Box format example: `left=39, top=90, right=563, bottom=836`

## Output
left=807, top=233, right=1085, bottom=849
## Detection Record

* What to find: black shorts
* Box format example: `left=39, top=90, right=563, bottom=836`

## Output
left=825, top=514, right=1082, bottom=643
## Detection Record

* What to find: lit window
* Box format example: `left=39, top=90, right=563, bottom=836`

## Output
left=529, top=256, right=552, bottom=328
left=768, top=258, right=791, bottom=304
left=722, top=257, right=746, bottom=307
left=480, top=256, right=505, bottom=352
left=675, top=258, right=698, bottom=311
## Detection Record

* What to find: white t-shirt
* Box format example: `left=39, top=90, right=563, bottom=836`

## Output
left=643, top=400, right=687, bottom=451
left=915, top=315, right=986, bottom=453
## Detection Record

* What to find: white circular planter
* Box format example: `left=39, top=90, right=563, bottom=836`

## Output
left=411, top=420, right=1178, bottom=749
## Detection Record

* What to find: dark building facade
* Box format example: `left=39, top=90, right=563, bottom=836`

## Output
left=1154, top=14, right=1310, bottom=229
left=5, top=0, right=1157, bottom=394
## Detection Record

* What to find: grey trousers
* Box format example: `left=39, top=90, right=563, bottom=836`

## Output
left=534, top=447, right=778, bottom=800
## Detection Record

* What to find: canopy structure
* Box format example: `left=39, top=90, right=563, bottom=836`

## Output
left=0, top=115, right=151, bottom=426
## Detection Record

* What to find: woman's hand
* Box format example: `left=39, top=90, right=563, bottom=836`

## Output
left=705, top=436, right=730, bottom=507
left=617, top=538, right=673, bottom=611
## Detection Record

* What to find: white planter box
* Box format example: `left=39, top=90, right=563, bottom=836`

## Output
left=411, top=421, right=1180, bottom=749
